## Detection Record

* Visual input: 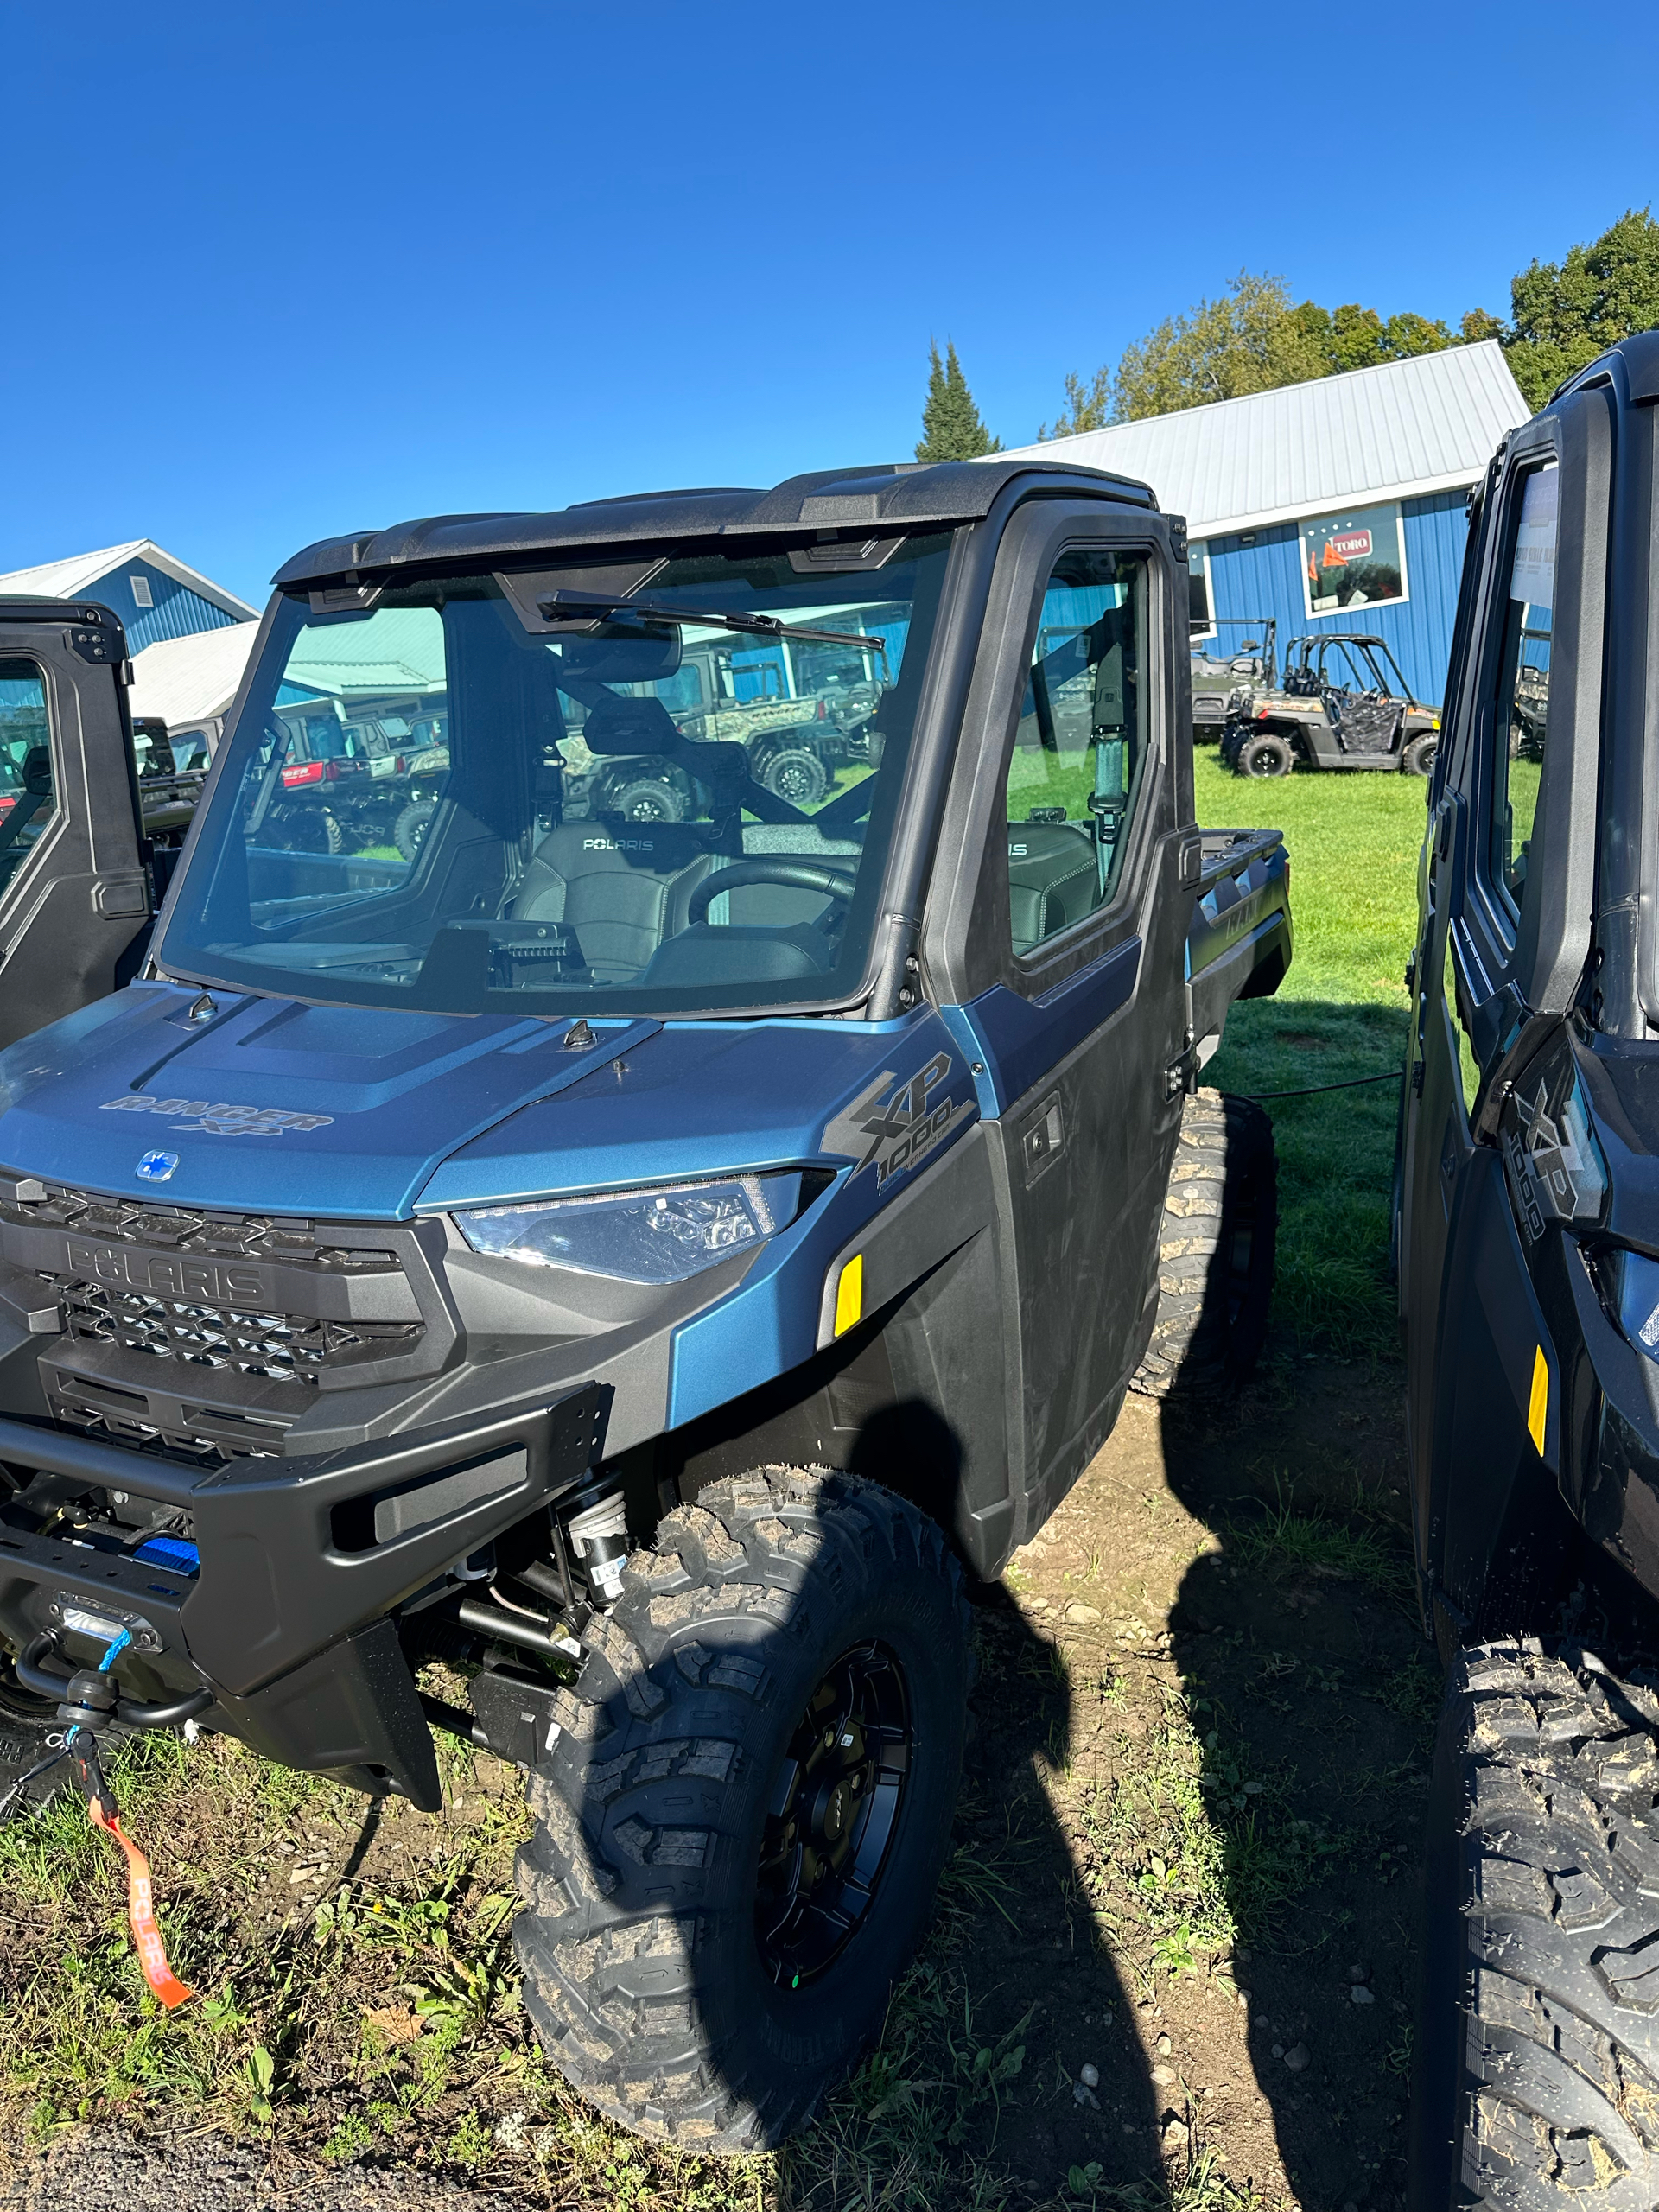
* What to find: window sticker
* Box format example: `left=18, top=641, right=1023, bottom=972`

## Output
left=1300, top=503, right=1408, bottom=617
left=1509, top=464, right=1558, bottom=613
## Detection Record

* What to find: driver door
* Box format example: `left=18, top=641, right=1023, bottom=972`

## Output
left=1401, top=384, right=1610, bottom=1629
left=0, top=603, right=149, bottom=1046
left=925, top=502, right=1189, bottom=1532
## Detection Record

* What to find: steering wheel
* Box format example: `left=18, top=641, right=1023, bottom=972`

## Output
left=686, top=859, right=856, bottom=925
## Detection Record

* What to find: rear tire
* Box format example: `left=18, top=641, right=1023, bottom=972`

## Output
left=601, top=773, right=688, bottom=824
left=512, top=1465, right=971, bottom=2152
left=1131, top=1089, right=1278, bottom=1398
left=1233, top=732, right=1294, bottom=778
left=393, top=798, right=436, bottom=861
left=757, top=746, right=829, bottom=809
left=1412, top=1642, right=1659, bottom=2212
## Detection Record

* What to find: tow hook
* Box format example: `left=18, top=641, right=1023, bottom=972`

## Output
left=5, top=1625, right=200, bottom=2009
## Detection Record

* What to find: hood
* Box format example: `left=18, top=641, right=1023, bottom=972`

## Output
left=0, top=985, right=929, bottom=1219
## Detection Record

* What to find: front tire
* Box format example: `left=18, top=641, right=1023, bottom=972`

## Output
left=1402, top=732, right=1439, bottom=777
left=1412, top=1642, right=1659, bottom=2212
left=1234, top=731, right=1294, bottom=778
left=512, top=1466, right=971, bottom=2152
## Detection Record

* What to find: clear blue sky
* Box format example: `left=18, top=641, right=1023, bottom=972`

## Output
left=4, top=0, right=1656, bottom=610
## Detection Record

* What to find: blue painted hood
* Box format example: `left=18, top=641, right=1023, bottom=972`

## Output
left=0, top=985, right=931, bottom=1219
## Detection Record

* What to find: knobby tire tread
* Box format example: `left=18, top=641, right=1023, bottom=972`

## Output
left=1421, top=1640, right=1659, bottom=2212
left=511, top=1465, right=969, bottom=2153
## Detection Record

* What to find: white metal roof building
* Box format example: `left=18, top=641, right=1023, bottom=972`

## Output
left=1001, top=341, right=1532, bottom=702
left=0, top=539, right=256, bottom=654
left=126, top=623, right=263, bottom=752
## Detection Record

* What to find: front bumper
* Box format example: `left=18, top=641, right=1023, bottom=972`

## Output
left=0, top=1385, right=601, bottom=1808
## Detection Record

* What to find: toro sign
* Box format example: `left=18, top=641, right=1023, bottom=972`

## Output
left=1328, top=529, right=1373, bottom=562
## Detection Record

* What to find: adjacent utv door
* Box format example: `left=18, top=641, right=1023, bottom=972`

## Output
left=0, top=605, right=149, bottom=1048
left=1400, top=385, right=1610, bottom=1634
left=925, top=500, right=1188, bottom=1532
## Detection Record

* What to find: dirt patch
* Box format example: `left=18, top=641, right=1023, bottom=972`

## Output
left=946, top=1355, right=1430, bottom=2210
left=0, top=1353, right=1431, bottom=2211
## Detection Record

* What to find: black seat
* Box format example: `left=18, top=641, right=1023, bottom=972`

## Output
left=1007, top=820, right=1097, bottom=954
left=512, top=819, right=718, bottom=979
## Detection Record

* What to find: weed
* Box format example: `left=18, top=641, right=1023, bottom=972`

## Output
left=321, top=2112, right=376, bottom=2164
left=238, top=2045, right=276, bottom=2127
left=1225, top=1479, right=1414, bottom=1610
left=1374, top=1654, right=1446, bottom=1726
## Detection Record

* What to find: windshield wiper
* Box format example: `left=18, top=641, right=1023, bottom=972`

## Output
left=537, top=590, right=888, bottom=666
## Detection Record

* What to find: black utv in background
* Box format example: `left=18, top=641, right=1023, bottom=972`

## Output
left=0, top=599, right=193, bottom=1048
left=1396, top=329, right=1659, bottom=2208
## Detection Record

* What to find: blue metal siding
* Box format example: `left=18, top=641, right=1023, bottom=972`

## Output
left=1198, top=486, right=1471, bottom=708
left=79, top=560, right=246, bottom=652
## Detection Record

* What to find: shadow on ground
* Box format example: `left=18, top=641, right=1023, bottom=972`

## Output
left=1157, top=1357, right=1434, bottom=2212
left=782, top=1594, right=1160, bottom=2209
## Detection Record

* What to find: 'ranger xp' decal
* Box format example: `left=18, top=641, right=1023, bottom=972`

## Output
left=100, top=1096, right=335, bottom=1138
left=1501, top=1056, right=1607, bottom=1242
left=849, top=1053, right=966, bottom=1191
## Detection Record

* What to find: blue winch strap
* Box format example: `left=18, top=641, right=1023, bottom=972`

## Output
left=98, top=1628, right=132, bottom=1674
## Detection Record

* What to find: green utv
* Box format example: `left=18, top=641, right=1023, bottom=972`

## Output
left=0, top=459, right=1290, bottom=2149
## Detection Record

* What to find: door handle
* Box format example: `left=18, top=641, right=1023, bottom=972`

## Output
left=1021, top=1093, right=1065, bottom=1187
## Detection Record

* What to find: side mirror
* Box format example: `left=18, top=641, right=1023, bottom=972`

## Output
left=22, top=746, right=52, bottom=798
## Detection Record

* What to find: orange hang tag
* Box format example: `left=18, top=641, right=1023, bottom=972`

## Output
left=89, top=1802, right=194, bottom=2011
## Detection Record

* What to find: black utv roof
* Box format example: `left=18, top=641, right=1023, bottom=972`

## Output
left=270, top=458, right=1158, bottom=590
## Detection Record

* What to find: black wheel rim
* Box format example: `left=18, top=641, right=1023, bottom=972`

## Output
left=755, top=1640, right=911, bottom=1988
left=768, top=756, right=823, bottom=804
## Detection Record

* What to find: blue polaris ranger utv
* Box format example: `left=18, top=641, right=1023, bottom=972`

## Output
left=0, top=459, right=1289, bottom=2148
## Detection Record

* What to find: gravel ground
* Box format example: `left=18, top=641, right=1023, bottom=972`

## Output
left=1, top=2130, right=524, bottom=2212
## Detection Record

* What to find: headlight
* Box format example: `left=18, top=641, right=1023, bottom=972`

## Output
left=455, top=1171, right=808, bottom=1285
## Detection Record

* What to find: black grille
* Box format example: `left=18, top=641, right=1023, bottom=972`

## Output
left=0, top=1182, right=396, bottom=1271
left=1, top=1177, right=435, bottom=1462
left=55, top=1277, right=421, bottom=1385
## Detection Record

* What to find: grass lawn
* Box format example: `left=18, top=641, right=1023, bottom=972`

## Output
left=1194, top=750, right=1428, bottom=1350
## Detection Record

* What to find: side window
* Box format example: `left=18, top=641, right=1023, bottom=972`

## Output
left=0, top=660, right=59, bottom=895
left=1006, top=548, right=1148, bottom=957
left=1486, top=461, right=1557, bottom=924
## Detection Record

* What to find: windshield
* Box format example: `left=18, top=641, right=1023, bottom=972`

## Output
left=156, top=537, right=953, bottom=1016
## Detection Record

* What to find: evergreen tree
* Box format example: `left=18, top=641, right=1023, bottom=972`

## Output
left=915, top=340, right=1002, bottom=461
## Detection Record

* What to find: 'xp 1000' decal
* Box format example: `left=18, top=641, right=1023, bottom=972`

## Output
left=100, top=1095, right=335, bottom=1138
left=851, top=1053, right=967, bottom=1191
left=1500, top=1052, right=1607, bottom=1243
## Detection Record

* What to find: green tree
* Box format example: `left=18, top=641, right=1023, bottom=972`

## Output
left=1503, top=207, right=1659, bottom=409
left=1045, top=273, right=1500, bottom=433
left=1105, top=272, right=1326, bottom=422
left=914, top=340, right=1002, bottom=461
left=1039, top=365, right=1112, bottom=440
